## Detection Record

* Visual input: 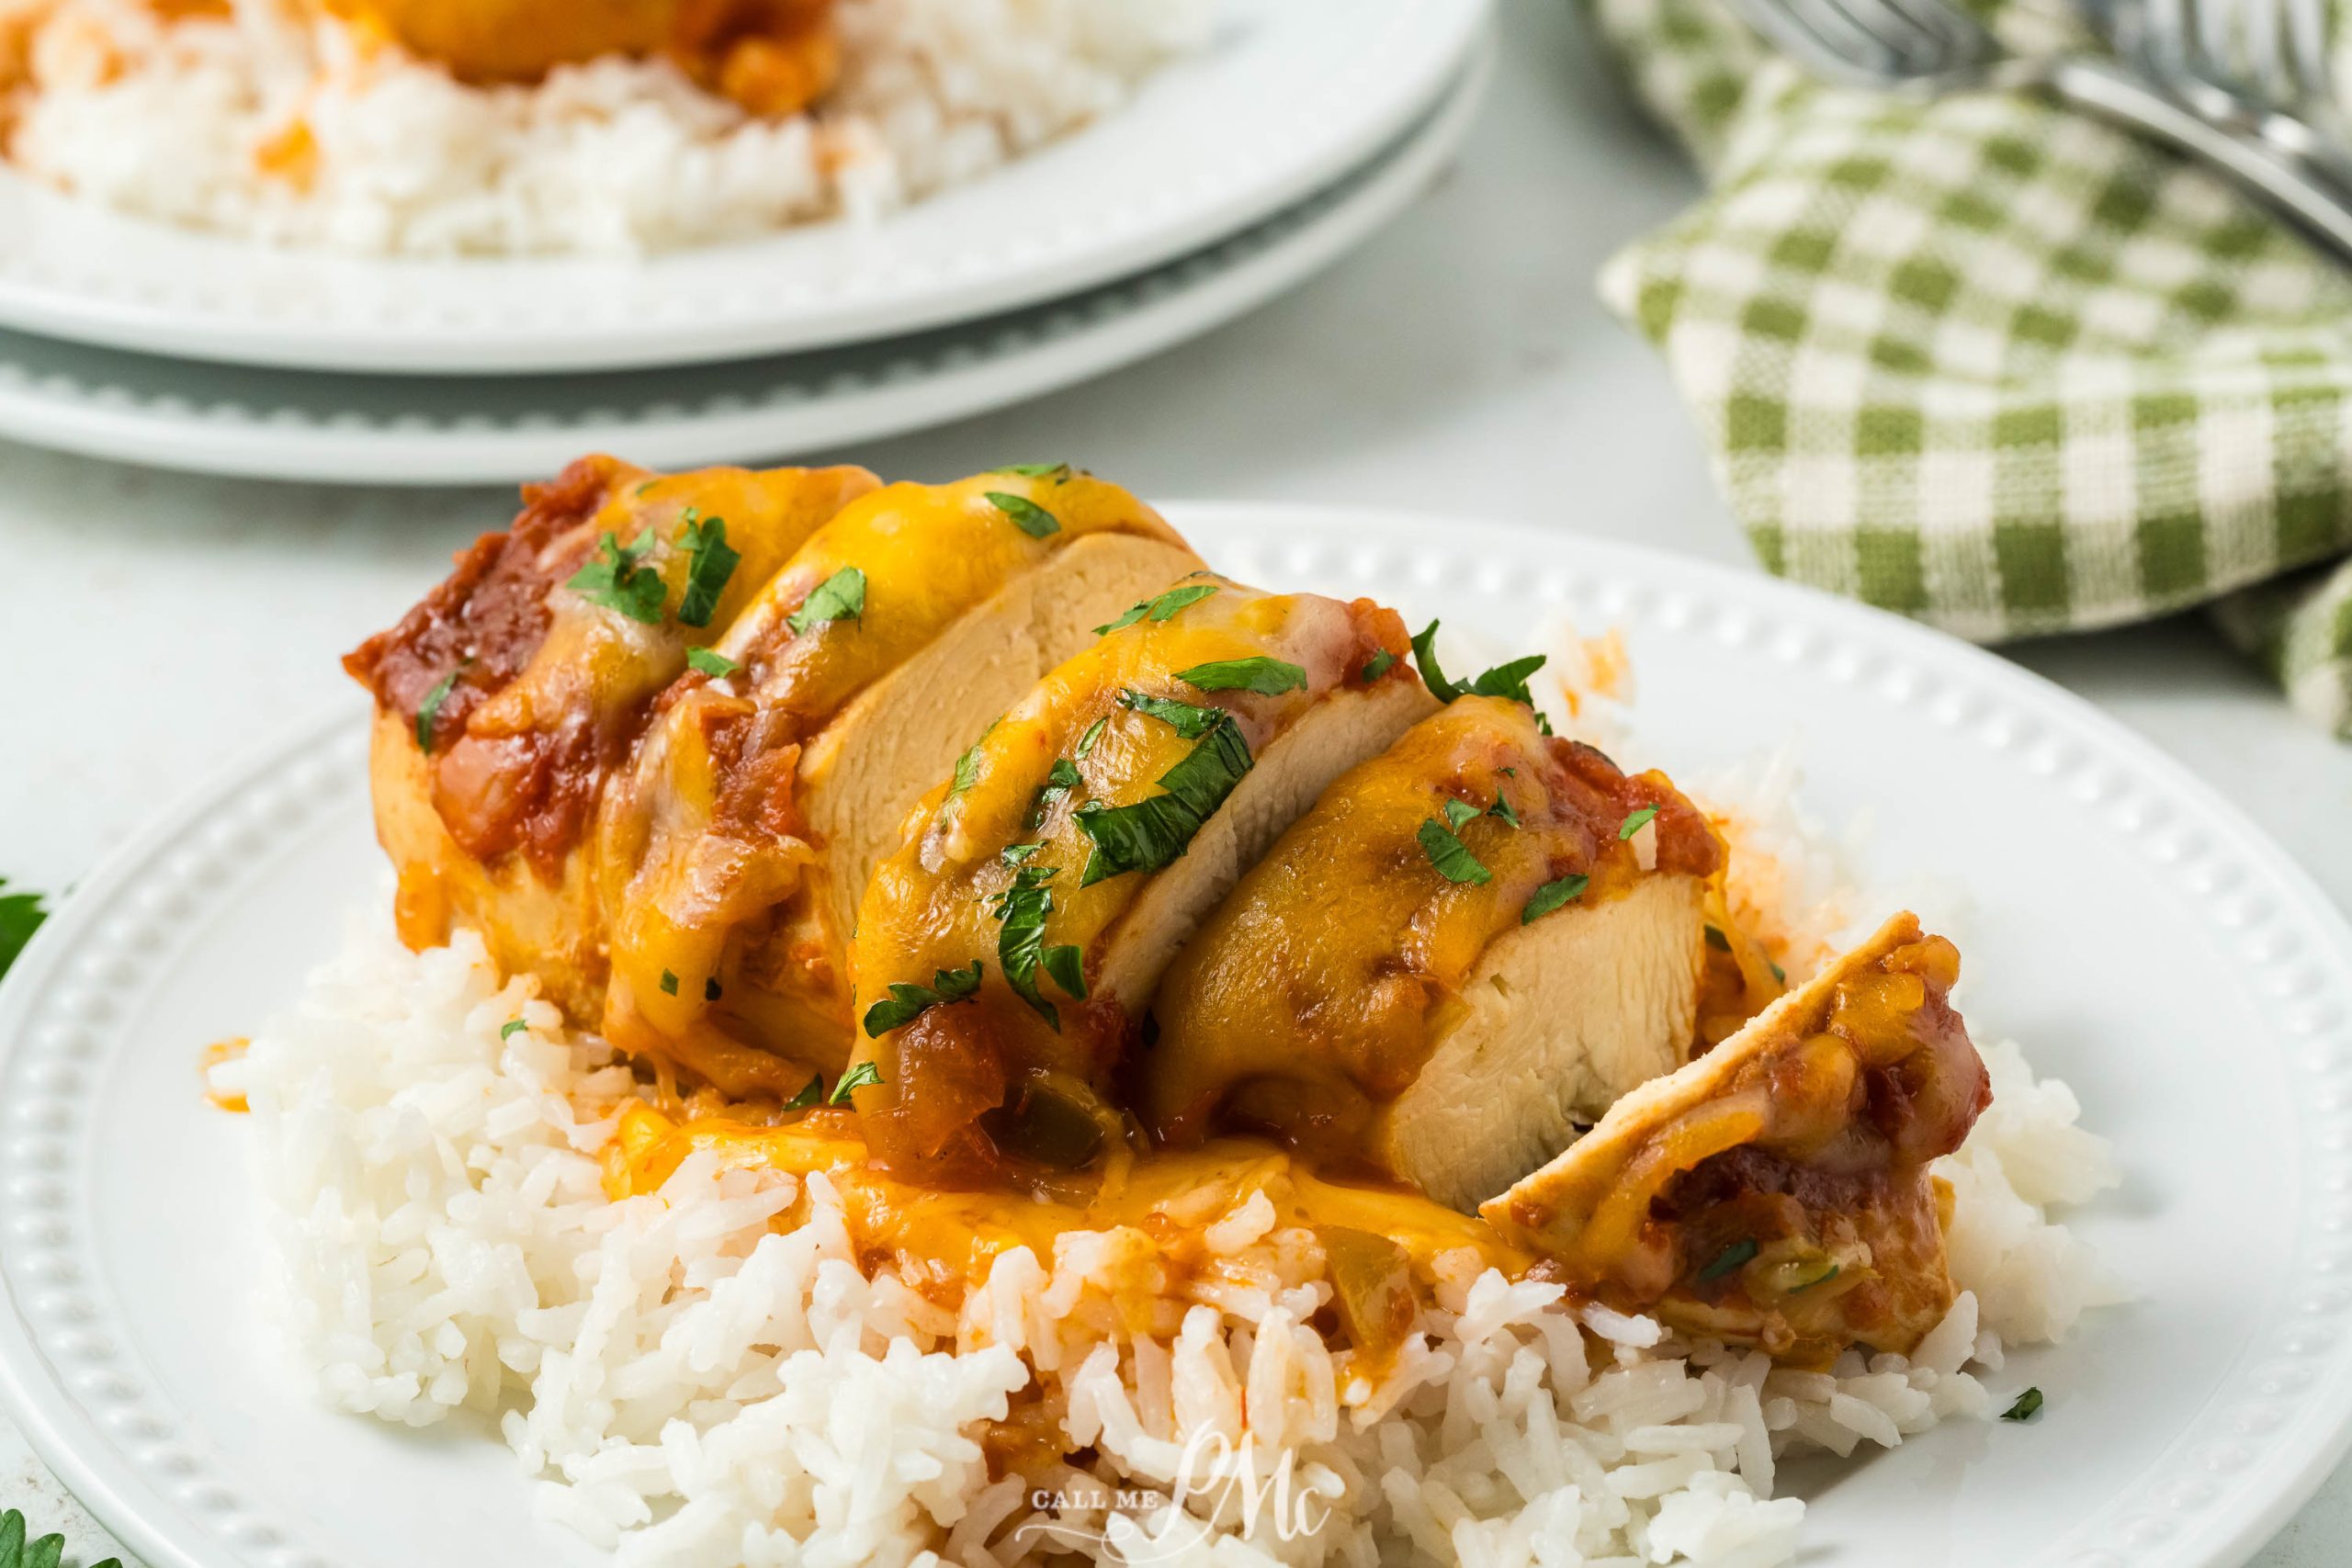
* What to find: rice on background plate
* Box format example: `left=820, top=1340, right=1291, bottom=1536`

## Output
left=206, top=738, right=2126, bottom=1568
left=0, top=0, right=1213, bottom=255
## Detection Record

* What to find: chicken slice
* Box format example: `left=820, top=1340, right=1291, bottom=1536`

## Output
left=594, top=468, right=1202, bottom=1097
left=846, top=579, right=1440, bottom=1183
left=1482, top=913, right=1994, bottom=1361
left=1142, top=695, right=1730, bottom=1211
left=345, top=455, right=879, bottom=1019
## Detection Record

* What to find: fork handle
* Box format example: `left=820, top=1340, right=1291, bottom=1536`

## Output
left=2035, top=53, right=2352, bottom=262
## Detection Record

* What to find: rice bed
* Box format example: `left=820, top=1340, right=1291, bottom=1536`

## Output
left=207, top=906, right=2121, bottom=1568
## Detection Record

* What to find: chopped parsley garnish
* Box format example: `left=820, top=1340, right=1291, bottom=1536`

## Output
left=1704, top=924, right=1731, bottom=951
left=1028, top=758, right=1082, bottom=830
left=1076, top=718, right=1252, bottom=886
left=1094, top=582, right=1220, bottom=635
left=705, top=976, right=723, bottom=1001
left=1360, top=649, right=1397, bottom=682
left=2003, top=1387, right=2044, bottom=1422
left=994, top=462, right=1073, bottom=479
left=1521, top=873, right=1589, bottom=924
left=1417, top=817, right=1491, bottom=886
left=949, top=739, right=985, bottom=796
left=501, top=1018, right=528, bottom=1041
left=861, top=960, right=985, bottom=1037
left=2, top=1507, right=122, bottom=1568
left=784, top=1076, right=824, bottom=1111
left=1178, top=657, right=1307, bottom=695
left=787, top=566, right=865, bottom=636
left=1769, top=959, right=1788, bottom=983
left=568, top=531, right=667, bottom=625
left=659, top=969, right=680, bottom=997
left=1041, top=945, right=1088, bottom=1000
left=991, top=863, right=1088, bottom=1029
left=1001, top=841, right=1042, bottom=866
left=676, top=513, right=741, bottom=628
left=687, top=647, right=741, bottom=678
left=1118, top=688, right=1223, bottom=739
left=414, top=660, right=469, bottom=754
left=831, top=1060, right=884, bottom=1103
left=1620, top=807, right=1659, bottom=840
left=1075, top=716, right=1108, bottom=759
left=986, top=491, right=1061, bottom=538
left=1442, top=797, right=1480, bottom=831
left=1409, top=620, right=1553, bottom=730
left=1790, top=1263, right=1841, bottom=1293
left=1695, top=1238, right=1757, bottom=1283
left=1488, top=793, right=1521, bottom=829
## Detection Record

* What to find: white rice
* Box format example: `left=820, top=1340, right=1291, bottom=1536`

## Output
left=209, top=751, right=2124, bottom=1567
left=1, top=0, right=1211, bottom=254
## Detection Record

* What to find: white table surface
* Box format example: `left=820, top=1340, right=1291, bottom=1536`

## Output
left=4, top=4, right=2350, bottom=1562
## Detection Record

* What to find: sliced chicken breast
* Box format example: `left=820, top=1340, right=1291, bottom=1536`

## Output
left=594, top=468, right=1202, bottom=1097
left=345, top=455, right=880, bottom=1016
left=1482, top=912, right=1994, bottom=1361
left=1143, top=695, right=1730, bottom=1210
left=846, top=579, right=1439, bottom=1183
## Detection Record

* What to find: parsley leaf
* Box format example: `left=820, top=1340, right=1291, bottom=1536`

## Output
left=1488, top=793, right=1521, bottom=828
left=1417, top=818, right=1491, bottom=886
left=1077, top=718, right=1253, bottom=886
left=2002, top=1387, right=2044, bottom=1422
left=0, top=880, right=49, bottom=981
left=1094, top=582, right=1220, bottom=636
left=784, top=1075, right=824, bottom=1111
left=991, top=863, right=1088, bottom=1029
left=787, top=566, right=865, bottom=637
left=677, top=513, right=741, bottom=628
left=660, top=969, right=680, bottom=996
left=1117, top=688, right=1223, bottom=739
left=568, top=531, right=668, bottom=625
left=1790, top=1262, right=1841, bottom=1293
left=1620, top=807, right=1659, bottom=840
left=1028, top=758, right=1083, bottom=829
left=1704, top=924, right=1732, bottom=952
left=1521, top=873, right=1589, bottom=924
left=831, top=1059, right=885, bottom=1103
left=1695, top=1237, right=1757, bottom=1283
left=947, top=722, right=998, bottom=799
left=994, top=462, right=1073, bottom=480
left=1465, top=653, right=1549, bottom=706
left=1, top=1509, right=123, bottom=1568
left=414, top=659, right=470, bottom=754
left=1442, top=797, right=1480, bottom=831
left=987, top=491, right=1061, bottom=538
left=1408, top=620, right=1552, bottom=728
left=861, top=960, right=985, bottom=1037
left=1041, top=944, right=1088, bottom=1000
left=1178, top=657, right=1308, bottom=695
left=1075, top=716, right=1108, bottom=759
left=501, top=1018, right=528, bottom=1040
left=687, top=646, right=741, bottom=678
left=1361, top=649, right=1396, bottom=682
left=1001, top=841, right=1042, bottom=866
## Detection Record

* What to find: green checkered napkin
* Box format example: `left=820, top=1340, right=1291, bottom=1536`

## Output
left=1593, top=0, right=2352, bottom=737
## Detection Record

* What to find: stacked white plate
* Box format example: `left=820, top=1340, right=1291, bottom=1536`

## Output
left=0, top=0, right=1492, bottom=484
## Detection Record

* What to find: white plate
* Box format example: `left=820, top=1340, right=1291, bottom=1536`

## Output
left=0, top=0, right=1487, bottom=377
left=5, top=506, right=2351, bottom=1568
left=0, top=43, right=1486, bottom=488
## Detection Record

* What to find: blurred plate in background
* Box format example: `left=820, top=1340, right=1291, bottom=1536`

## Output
left=0, top=37, right=1488, bottom=486
left=0, top=0, right=1488, bottom=376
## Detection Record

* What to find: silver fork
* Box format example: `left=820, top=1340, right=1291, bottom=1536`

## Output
left=1729, top=0, right=2352, bottom=262
left=2114, top=0, right=2352, bottom=175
